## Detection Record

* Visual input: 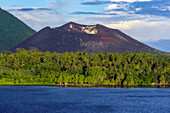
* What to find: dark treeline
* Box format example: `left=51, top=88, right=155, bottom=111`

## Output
left=0, top=48, right=169, bottom=86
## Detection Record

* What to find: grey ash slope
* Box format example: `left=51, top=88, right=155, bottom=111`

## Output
left=11, top=22, right=163, bottom=54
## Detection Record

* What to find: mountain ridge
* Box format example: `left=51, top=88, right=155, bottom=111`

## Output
left=0, top=8, right=36, bottom=52
left=11, top=22, right=169, bottom=55
left=143, top=39, right=170, bottom=52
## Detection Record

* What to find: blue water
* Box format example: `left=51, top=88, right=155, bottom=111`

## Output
left=0, top=86, right=169, bottom=113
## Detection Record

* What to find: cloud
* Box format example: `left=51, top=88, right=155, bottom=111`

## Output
left=6, top=7, right=52, bottom=12
left=49, top=0, right=82, bottom=14
left=104, top=3, right=130, bottom=11
left=81, top=0, right=152, bottom=5
left=3, top=6, right=68, bottom=31
left=135, top=8, right=170, bottom=17
left=81, top=1, right=112, bottom=5
left=81, top=0, right=170, bottom=18
left=103, top=0, right=170, bottom=18
left=105, top=19, right=170, bottom=41
left=3, top=7, right=52, bottom=12
left=104, top=4, right=120, bottom=10
left=71, top=11, right=117, bottom=15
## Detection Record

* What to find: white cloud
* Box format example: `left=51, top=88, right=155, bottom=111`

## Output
left=158, top=6, right=170, bottom=11
left=105, top=19, right=170, bottom=41
left=136, top=8, right=142, bottom=11
left=8, top=9, right=68, bottom=31
left=104, top=4, right=119, bottom=10
left=165, top=6, right=170, bottom=11
left=105, top=20, right=162, bottom=30
left=104, top=3, right=130, bottom=11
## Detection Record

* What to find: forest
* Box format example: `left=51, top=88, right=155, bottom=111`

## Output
left=0, top=48, right=169, bottom=86
left=0, top=8, right=36, bottom=52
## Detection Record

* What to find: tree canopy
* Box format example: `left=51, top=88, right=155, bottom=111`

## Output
left=0, top=49, right=169, bottom=86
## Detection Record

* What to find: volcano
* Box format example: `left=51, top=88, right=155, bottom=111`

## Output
left=11, top=22, right=159, bottom=54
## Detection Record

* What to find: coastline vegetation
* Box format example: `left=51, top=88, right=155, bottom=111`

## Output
left=0, top=48, right=169, bottom=86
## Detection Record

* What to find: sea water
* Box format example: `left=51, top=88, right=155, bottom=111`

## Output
left=0, top=86, right=169, bottom=113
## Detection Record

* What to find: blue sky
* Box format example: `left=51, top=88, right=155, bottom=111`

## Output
left=1, top=0, right=170, bottom=42
left=0, top=0, right=53, bottom=7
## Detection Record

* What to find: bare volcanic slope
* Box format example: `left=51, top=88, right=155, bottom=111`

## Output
left=11, top=22, right=159, bottom=54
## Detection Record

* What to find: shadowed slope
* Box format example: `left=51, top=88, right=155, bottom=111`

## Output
left=0, top=8, right=36, bottom=52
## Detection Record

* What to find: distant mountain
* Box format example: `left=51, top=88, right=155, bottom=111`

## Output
left=143, top=39, right=170, bottom=52
left=11, top=22, right=169, bottom=55
left=0, top=8, right=36, bottom=52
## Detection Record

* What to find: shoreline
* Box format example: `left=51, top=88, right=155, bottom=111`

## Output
left=0, top=84, right=170, bottom=88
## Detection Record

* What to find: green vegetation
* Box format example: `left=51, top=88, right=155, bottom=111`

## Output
left=0, top=48, right=169, bottom=86
left=0, top=8, right=36, bottom=52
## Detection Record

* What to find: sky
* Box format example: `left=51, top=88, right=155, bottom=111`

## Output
left=0, top=0, right=170, bottom=42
